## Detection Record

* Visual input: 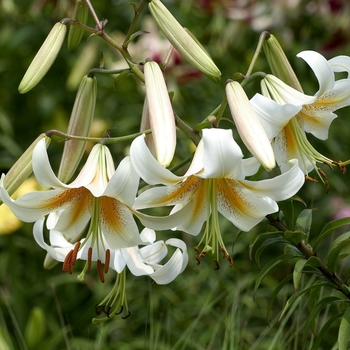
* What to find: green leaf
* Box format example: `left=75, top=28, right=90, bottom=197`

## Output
left=279, top=293, right=298, bottom=322
left=284, top=230, right=306, bottom=245
left=302, top=296, right=346, bottom=349
left=266, top=273, right=293, bottom=324
left=255, top=237, right=290, bottom=268
left=315, top=217, right=350, bottom=249
left=311, top=312, right=344, bottom=350
left=249, top=231, right=283, bottom=260
left=338, top=306, right=350, bottom=350
left=326, top=231, right=350, bottom=274
left=254, top=253, right=301, bottom=298
left=295, top=208, right=315, bottom=239
left=293, top=256, right=321, bottom=294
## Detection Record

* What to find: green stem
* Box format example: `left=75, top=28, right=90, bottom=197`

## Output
left=123, top=0, right=149, bottom=49
left=46, top=129, right=151, bottom=144
left=84, top=0, right=103, bottom=30
left=265, top=214, right=350, bottom=299
left=245, top=31, right=270, bottom=77
left=174, top=114, right=201, bottom=146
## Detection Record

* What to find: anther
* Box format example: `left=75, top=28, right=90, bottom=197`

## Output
left=97, top=259, right=105, bottom=283
left=317, top=167, right=327, bottom=179
left=71, top=241, right=81, bottom=266
left=115, top=305, right=123, bottom=315
left=87, top=247, right=93, bottom=271
left=103, top=305, right=112, bottom=318
left=104, top=249, right=110, bottom=273
left=305, top=175, right=318, bottom=183
left=95, top=304, right=103, bottom=315
left=214, top=260, right=220, bottom=270
left=323, top=161, right=333, bottom=170
left=121, top=311, right=131, bottom=319
left=62, top=250, right=74, bottom=274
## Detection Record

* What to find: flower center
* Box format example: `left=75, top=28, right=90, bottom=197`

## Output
left=195, top=178, right=233, bottom=269
left=62, top=196, right=111, bottom=282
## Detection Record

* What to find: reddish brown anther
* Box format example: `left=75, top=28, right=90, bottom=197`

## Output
left=62, top=250, right=74, bottom=274
left=104, top=249, right=110, bottom=273
left=87, top=247, right=93, bottom=271
left=305, top=175, right=318, bottom=183
left=97, top=259, right=105, bottom=283
left=71, top=241, right=81, bottom=266
left=214, top=260, right=220, bottom=270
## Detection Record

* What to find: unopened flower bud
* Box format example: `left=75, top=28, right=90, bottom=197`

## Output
left=148, top=0, right=221, bottom=83
left=67, top=0, right=89, bottom=51
left=144, top=60, right=176, bottom=167
left=226, top=81, right=276, bottom=171
left=58, top=75, right=97, bottom=183
left=263, top=34, right=302, bottom=92
left=1, top=134, right=50, bottom=203
left=18, top=22, right=67, bottom=94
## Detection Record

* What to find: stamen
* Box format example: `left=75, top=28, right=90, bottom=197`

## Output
left=87, top=247, right=93, bottom=271
left=323, top=161, right=333, bottom=170
left=115, top=306, right=123, bottom=315
left=104, top=249, right=110, bottom=273
left=103, top=305, right=112, bottom=318
left=121, top=311, right=131, bottom=319
left=95, top=304, right=103, bottom=315
left=62, top=250, right=74, bottom=274
left=194, top=246, right=201, bottom=265
left=214, top=260, right=220, bottom=270
left=333, top=161, right=346, bottom=174
left=71, top=241, right=81, bottom=266
left=220, top=247, right=233, bottom=267
left=318, top=167, right=327, bottom=179
left=97, top=259, right=105, bottom=283
left=305, top=175, right=318, bottom=183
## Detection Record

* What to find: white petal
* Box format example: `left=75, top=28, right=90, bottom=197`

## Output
left=201, top=129, right=243, bottom=178
left=100, top=197, right=144, bottom=249
left=148, top=249, right=184, bottom=284
left=239, top=159, right=304, bottom=201
left=263, top=75, right=315, bottom=105
left=297, top=50, right=334, bottom=98
left=165, top=238, right=188, bottom=273
left=32, top=139, right=67, bottom=189
left=242, top=157, right=261, bottom=176
left=104, top=157, right=139, bottom=207
left=130, top=134, right=183, bottom=185
left=139, top=241, right=168, bottom=264
left=251, top=93, right=301, bottom=140
left=216, top=179, right=278, bottom=231
left=140, top=228, right=156, bottom=244
left=33, top=218, right=71, bottom=261
left=122, top=246, right=155, bottom=276
left=328, top=55, right=350, bottom=76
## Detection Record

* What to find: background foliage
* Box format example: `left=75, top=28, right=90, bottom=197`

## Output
left=2, top=0, right=350, bottom=349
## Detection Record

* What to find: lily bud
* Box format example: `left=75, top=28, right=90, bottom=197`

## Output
left=18, top=22, right=67, bottom=94
left=148, top=0, right=221, bottom=83
left=58, top=75, right=97, bottom=183
left=226, top=81, right=276, bottom=171
left=67, top=0, right=89, bottom=51
left=144, top=60, right=176, bottom=167
left=1, top=134, right=50, bottom=203
left=263, top=34, right=303, bottom=92
left=140, top=97, right=156, bottom=157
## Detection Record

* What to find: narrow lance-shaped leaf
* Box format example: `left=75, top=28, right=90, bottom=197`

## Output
left=326, top=231, right=350, bottom=274
left=338, top=307, right=350, bottom=350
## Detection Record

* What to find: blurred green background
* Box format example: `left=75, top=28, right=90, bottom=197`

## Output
left=1, top=0, right=350, bottom=349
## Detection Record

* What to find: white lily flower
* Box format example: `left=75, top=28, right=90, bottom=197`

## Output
left=258, top=50, right=350, bottom=178
left=33, top=218, right=187, bottom=322
left=0, top=138, right=146, bottom=253
left=130, top=128, right=305, bottom=266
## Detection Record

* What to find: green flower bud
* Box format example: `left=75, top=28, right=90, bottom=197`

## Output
left=144, top=60, right=176, bottom=167
left=57, top=75, right=97, bottom=183
left=24, top=307, right=46, bottom=348
left=18, top=22, right=67, bottom=94
left=263, top=34, right=303, bottom=92
left=1, top=134, right=50, bottom=204
left=67, top=0, right=89, bottom=51
left=226, top=81, right=275, bottom=171
left=148, top=0, right=221, bottom=83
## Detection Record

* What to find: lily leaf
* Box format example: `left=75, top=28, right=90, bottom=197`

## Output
left=315, top=217, right=350, bottom=249
left=293, top=256, right=321, bottom=294
left=248, top=231, right=283, bottom=260
left=339, top=307, right=350, bottom=350
left=295, top=208, right=316, bottom=241
left=326, top=231, right=350, bottom=274
left=284, top=230, right=306, bottom=245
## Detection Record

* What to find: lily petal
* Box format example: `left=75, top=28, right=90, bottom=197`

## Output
left=239, top=159, right=304, bottom=201
left=201, top=129, right=243, bottom=178
left=297, top=50, right=334, bottom=98
left=328, top=55, right=350, bottom=76
left=130, top=134, right=183, bottom=185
